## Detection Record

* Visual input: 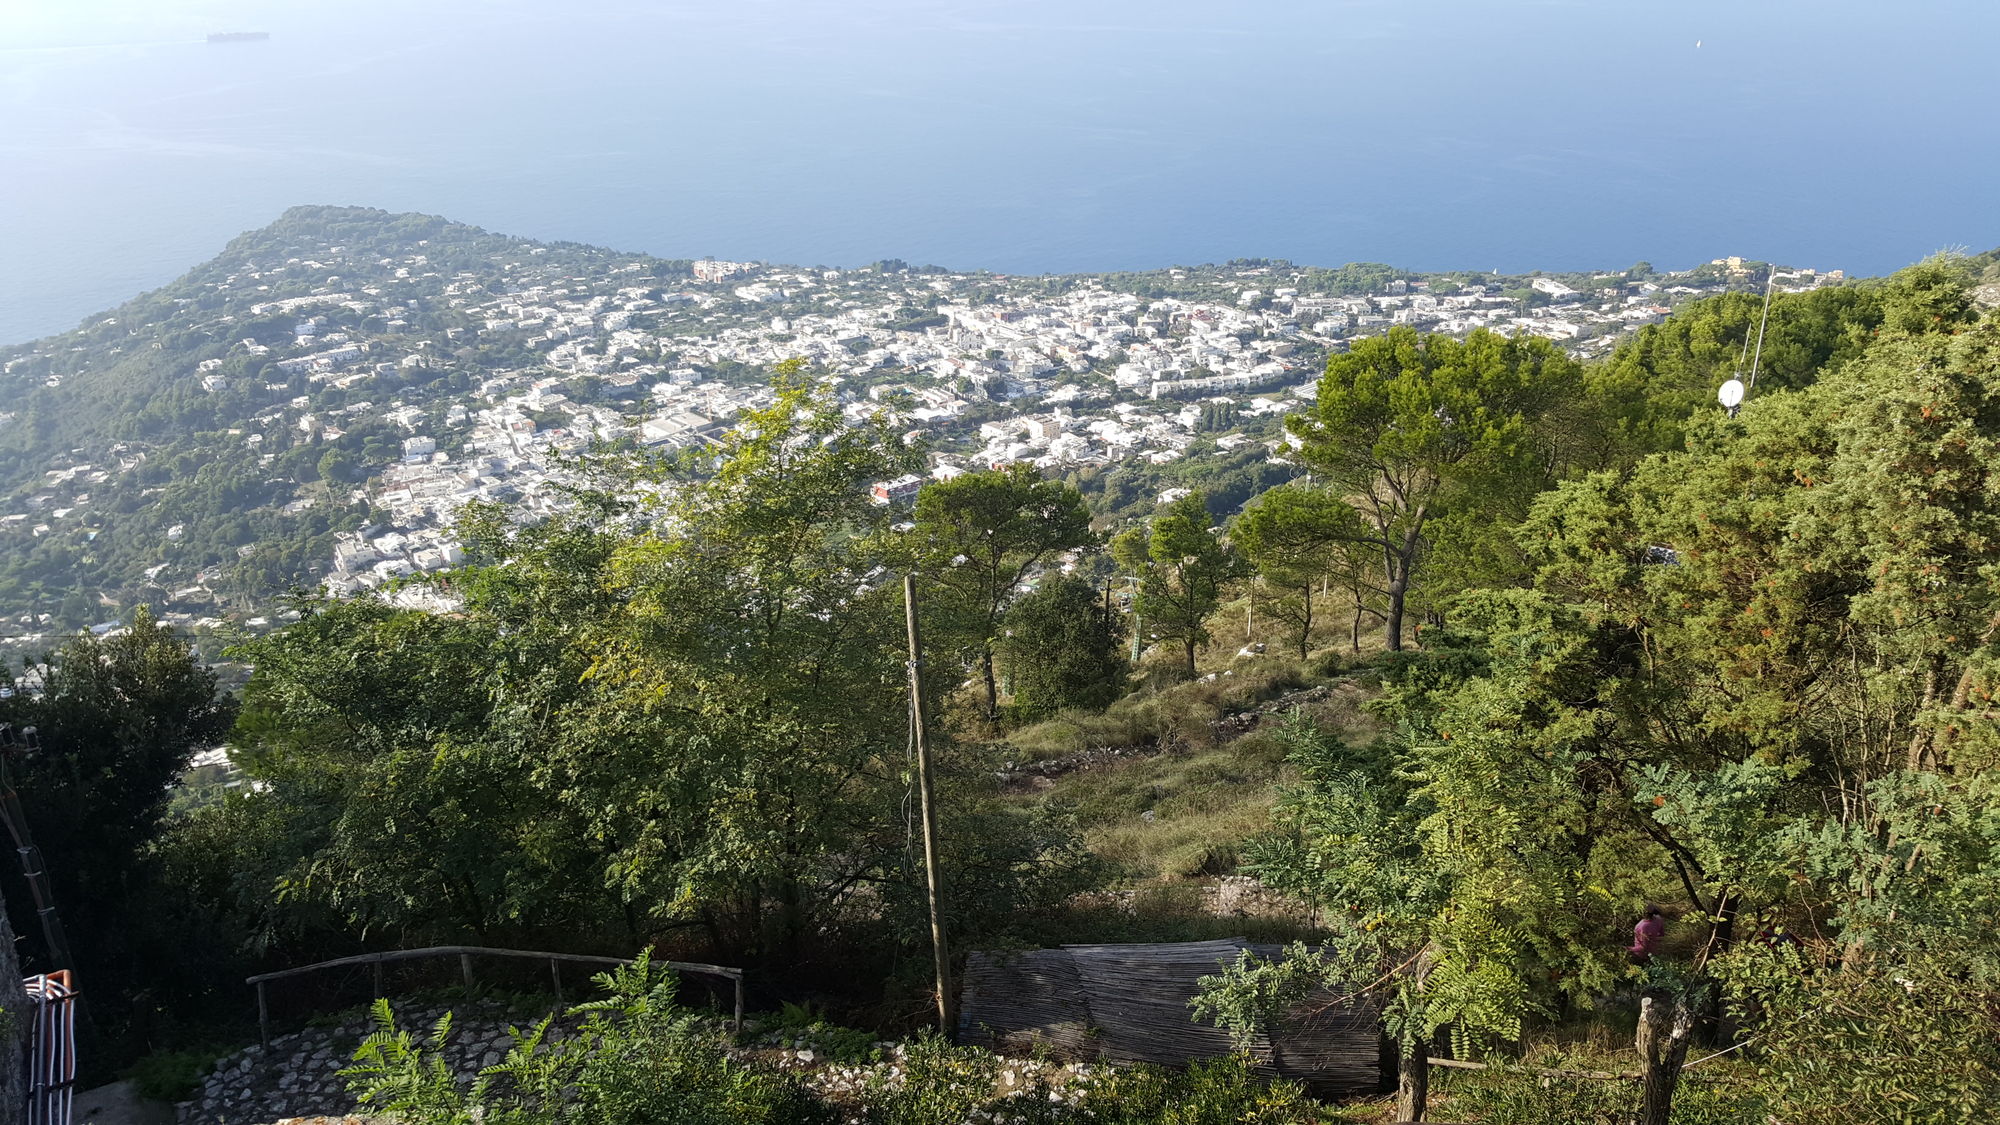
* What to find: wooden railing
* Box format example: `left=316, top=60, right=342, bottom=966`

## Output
left=246, top=945, right=745, bottom=1047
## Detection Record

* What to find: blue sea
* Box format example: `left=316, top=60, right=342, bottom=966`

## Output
left=4, top=0, right=1998, bottom=345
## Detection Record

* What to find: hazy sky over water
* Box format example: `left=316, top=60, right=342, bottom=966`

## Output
left=4, top=0, right=1998, bottom=342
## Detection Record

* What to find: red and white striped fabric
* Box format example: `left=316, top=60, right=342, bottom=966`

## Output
left=23, top=970, right=75, bottom=1125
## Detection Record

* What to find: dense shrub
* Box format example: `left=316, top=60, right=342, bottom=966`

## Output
left=122, top=1046, right=228, bottom=1102
left=345, top=954, right=832, bottom=1125
left=344, top=954, right=1325, bottom=1125
left=860, top=1033, right=996, bottom=1125
left=1436, top=1052, right=1759, bottom=1125
left=1082, top=1056, right=1323, bottom=1125
left=1720, top=946, right=2000, bottom=1125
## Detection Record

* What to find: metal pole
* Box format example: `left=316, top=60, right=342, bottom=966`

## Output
left=902, top=573, right=953, bottom=1033
left=549, top=958, right=562, bottom=1004
left=257, top=981, right=269, bottom=1050
left=460, top=953, right=474, bottom=993
left=1747, top=267, right=1777, bottom=392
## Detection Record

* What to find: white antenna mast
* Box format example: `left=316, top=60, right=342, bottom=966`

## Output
left=1746, top=265, right=1778, bottom=392
left=1718, top=264, right=1780, bottom=417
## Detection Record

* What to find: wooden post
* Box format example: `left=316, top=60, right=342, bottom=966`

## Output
left=549, top=958, right=562, bottom=1004
left=903, top=573, right=953, bottom=1033
left=732, top=975, right=745, bottom=1035
left=1129, top=576, right=1142, bottom=663
left=459, top=952, right=474, bottom=993
left=257, top=980, right=269, bottom=1050
left=372, top=959, right=383, bottom=1000
left=1397, top=945, right=1439, bottom=1122
left=1637, top=988, right=1694, bottom=1125
left=1396, top=1038, right=1430, bottom=1123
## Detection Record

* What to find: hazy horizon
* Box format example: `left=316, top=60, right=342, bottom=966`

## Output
left=5, top=0, right=1998, bottom=344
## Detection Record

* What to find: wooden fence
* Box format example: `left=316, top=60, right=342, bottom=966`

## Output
left=245, top=945, right=744, bottom=1048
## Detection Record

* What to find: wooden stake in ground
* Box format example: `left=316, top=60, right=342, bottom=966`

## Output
left=1397, top=1041, right=1431, bottom=1124
left=1637, top=987, right=1694, bottom=1125
left=903, top=573, right=954, bottom=1033
left=1397, top=944, right=1439, bottom=1122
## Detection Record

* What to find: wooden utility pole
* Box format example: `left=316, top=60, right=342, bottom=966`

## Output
left=1128, top=575, right=1143, bottom=663
left=902, top=573, right=953, bottom=1033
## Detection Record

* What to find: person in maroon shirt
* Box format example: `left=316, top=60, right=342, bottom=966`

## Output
left=1628, top=906, right=1667, bottom=964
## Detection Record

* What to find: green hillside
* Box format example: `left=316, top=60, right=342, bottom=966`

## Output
left=0, top=207, right=690, bottom=648
left=0, top=205, right=1935, bottom=662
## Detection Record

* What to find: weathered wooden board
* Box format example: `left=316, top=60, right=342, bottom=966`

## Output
left=958, top=938, right=1386, bottom=1096
left=958, top=946, right=1094, bottom=1056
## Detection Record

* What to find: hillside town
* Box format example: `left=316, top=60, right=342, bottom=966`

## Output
left=0, top=211, right=1843, bottom=652
left=309, top=254, right=1843, bottom=600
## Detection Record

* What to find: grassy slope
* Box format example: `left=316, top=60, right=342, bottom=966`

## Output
left=993, top=652, right=1383, bottom=886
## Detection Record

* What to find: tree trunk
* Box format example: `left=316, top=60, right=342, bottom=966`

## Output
left=979, top=647, right=1000, bottom=718
left=1298, top=582, right=1313, bottom=659
left=1395, top=1037, right=1430, bottom=1122
left=0, top=885, right=31, bottom=1125
left=1637, top=988, right=1694, bottom=1125
left=776, top=873, right=805, bottom=964
left=1384, top=572, right=1407, bottom=652
left=1184, top=636, right=1199, bottom=681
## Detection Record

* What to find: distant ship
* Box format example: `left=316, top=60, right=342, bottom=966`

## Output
left=206, top=31, right=271, bottom=44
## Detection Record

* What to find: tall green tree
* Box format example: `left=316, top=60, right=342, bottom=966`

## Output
left=1231, top=484, right=1376, bottom=658
left=1, top=611, right=230, bottom=962
left=224, top=585, right=610, bottom=944
left=1112, top=491, right=1242, bottom=680
left=1199, top=595, right=1627, bottom=1121
left=911, top=465, right=1095, bottom=717
left=216, top=367, right=1098, bottom=976
left=590, top=374, right=927, bottom=957
left=0, top=610, right=232, bottom=1064
left=1287, top=327, right=1582, bottom=650
left=1513, top=260, right=2000, bottom=941
left=997, top=574, right=1127, bottom=719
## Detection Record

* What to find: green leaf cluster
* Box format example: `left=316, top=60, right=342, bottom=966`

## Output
left=196, top=371, right=1094, bottom=969
left=1113, top=491, right=1245, bottom=680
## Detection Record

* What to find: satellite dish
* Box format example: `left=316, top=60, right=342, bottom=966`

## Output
left=1718, top=378, right=1745, bottom=409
